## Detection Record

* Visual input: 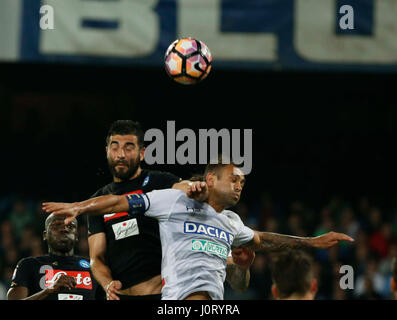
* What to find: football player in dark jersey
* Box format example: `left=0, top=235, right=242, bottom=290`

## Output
left=88, top=120, right=254, bottom=300
left=7, top=214, right=96, bottom=300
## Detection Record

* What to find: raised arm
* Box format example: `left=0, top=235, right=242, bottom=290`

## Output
left=43, top=194, right=130, bottom=224
left=43, top=182, right=207, bottom=224
left=245, top=231, right=354, bottom=252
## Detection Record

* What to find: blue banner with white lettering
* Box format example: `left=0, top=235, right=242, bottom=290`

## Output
left=1, top=0, right=397, bottom=72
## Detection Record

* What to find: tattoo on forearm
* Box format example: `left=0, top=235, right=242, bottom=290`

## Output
left=226, top=264, right=249, bottom=292
left=259, top=232, right=311, bottom=252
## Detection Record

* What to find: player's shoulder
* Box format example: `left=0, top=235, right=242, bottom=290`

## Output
left=222, top=210, right=244, bottom=223
left=91, top=183, right=114, bottom=198
left=16, top=255, right=43, bottom=268
left=144, top=169, right=181, bottom=185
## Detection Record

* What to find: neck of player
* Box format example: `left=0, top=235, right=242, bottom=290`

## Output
left=48, top=247, right=74, bottom=257
left=206, top=195, right=225, bottom=213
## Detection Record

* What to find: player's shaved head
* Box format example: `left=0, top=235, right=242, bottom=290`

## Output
left=204, top=154, right=241, bottom=179
left=45, top=213, right=77, bottom=230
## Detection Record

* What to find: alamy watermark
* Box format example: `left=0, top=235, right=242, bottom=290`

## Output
left=40, top=5, right=55, bottom=30
left=144, top=121, right=253, bottom=175
left=339, top=5, right=354, bottom=30
left=339, top=265, right=354, bottom=290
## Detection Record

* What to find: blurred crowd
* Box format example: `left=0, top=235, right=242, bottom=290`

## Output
left=0, top=193, right=396, bottom=300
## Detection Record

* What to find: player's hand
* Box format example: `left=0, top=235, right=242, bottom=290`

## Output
left=186, top=181, right=208, bottom=202
left=105, top=280, right=122, bottom=300
left=42, top=202, right=80, bottom=225
left=311, top=231, right=354, bottom=249
left=232, top=247, right=255, bottom=269
left=47, top=275, right=76, bottom=294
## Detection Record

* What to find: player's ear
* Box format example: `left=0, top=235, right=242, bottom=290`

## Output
left=271, top=284, right=279, bottom=299
left=139, top=146, right=145, bottom=161
left=205, top=173, right=216, bottom=187
left=310, top=278, right=318, bottom=296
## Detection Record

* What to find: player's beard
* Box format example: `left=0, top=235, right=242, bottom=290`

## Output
left=108, top=156, right=141, bottom=182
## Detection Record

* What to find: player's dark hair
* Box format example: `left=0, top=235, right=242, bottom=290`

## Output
left=189, top=174, right=204, bottom=182
left=203, top=154, right=241, bottom=179
left=271, top=250, right=314, bottom=299
left=392, top=256, right=397, bottom=280
left=106, top=120, right=145, bottom=148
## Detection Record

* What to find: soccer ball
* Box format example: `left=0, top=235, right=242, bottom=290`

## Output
left=164, top=38, right=212, bottom=85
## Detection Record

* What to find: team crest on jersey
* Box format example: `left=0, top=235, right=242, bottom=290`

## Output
left=79, top=259, right=90, bottom=269
left=142, top=174, right=150, bottom=187
left=184, top=222, right=234, bottom=245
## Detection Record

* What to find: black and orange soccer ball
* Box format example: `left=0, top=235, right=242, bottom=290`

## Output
left=164, top=38, right=212, bottom=85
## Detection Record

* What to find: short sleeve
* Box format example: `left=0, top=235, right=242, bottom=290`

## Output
left=230, top=214, right=255, bottom=248
left=10, top=258, right=34, bottom=288
left=144, top=189, right=184, bottom=221
left=87, top=215, right=105, bottom=236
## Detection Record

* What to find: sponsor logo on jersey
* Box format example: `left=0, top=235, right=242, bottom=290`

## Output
left=104, top=190, right=142, bottom=222
left=45, top=270, right=92, bottom=289
left=191, top=239, right=228, bottom=259
left=58, top=293, right=83, bottom=300
left=186, top=206, right=202, bottom=213
left=79, top=259, right=90, bottom=269
left=111, top=218, right=139, bottom=240
left=184, top=222, right=234, bottom=245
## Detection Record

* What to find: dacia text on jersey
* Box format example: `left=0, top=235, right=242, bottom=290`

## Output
left=184, top=222, right=234, bottom=245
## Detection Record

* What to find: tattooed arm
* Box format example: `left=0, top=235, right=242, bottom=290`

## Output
left=244, top=231, right=354, bottom=252
left=226, top=247, right=255, bottom=292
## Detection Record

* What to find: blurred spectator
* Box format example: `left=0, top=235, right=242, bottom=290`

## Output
left=8, top=198, right=34, bottom=241
left=357, top=197, right=371, bottom=225
left=355, top=258, right=386, bottom=299
left=356, top=275, right=382, bottom=300
left=369, top=222, right=394, bottom=259
left=0, top=220, right=15, bottom=250
left=339, top=207, right=360, bottom=239
left=253, top=192, right=276, bottom=231
left=391, top=256, right=397, bottom=300
left=367, top=207, right=382, bottom=234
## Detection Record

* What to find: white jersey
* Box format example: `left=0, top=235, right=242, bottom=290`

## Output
left=129, top=189, right=254, bottom=300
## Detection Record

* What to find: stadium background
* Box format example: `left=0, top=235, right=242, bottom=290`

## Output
left=0, top=0, right=397, bottom=300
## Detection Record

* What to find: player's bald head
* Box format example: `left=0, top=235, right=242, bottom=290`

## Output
left=45, top=213, right=77, bottom=230
left=204, top=154, right=243, bottom=180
